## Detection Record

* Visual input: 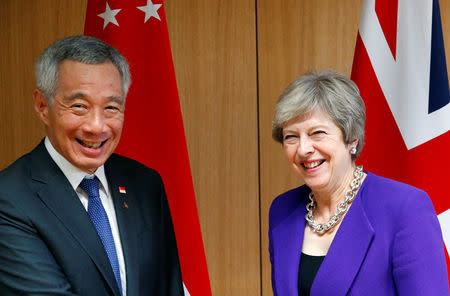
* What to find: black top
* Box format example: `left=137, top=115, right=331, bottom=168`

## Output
left=298, top=252, right=326, bottom=296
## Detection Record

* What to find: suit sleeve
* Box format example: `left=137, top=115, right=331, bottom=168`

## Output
left=157, top=177, right=185, bottom=296
left=0, top=193, right=77, bottom=296
left=392, top=190, right=449, bottom=295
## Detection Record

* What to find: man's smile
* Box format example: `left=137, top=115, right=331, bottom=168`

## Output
left=76, top=138, right=107, bottom=149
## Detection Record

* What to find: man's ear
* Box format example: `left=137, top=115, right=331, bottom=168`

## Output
left=33, top=89, right=50, bottom=125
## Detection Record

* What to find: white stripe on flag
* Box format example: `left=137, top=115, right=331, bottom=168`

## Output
left=183, top=282, right=190, bottom=296
left=438, top=209, right=450, bottom=255
left=359, top=0, right=450, bottom=149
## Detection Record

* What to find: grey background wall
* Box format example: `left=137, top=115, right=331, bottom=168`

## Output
left=2, top=1, right=449, bottom=295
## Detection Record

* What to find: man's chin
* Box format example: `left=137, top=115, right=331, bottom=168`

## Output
left=74, top=158, right=108, bottom=174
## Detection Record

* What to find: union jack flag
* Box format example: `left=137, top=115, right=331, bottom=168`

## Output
left=351, top=0, right=450, bottom=278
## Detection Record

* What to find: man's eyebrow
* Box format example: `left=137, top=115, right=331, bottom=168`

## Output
left=62, top=93, right=124, bottom=104
left=107, top=95, right=124, bottom=104
left=63, top=92, right=86, bottom=102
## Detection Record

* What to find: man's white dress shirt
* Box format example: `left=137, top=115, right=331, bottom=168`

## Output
left=44, top=137, right=127, bottom=296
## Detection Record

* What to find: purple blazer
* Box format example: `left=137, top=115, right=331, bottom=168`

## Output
left=269, top=172, right=449, bottom=296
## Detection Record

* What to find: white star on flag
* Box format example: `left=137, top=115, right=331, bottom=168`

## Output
left=137, top=0, right=162, bottom=22
left=97, top=2, right=121, bottom=29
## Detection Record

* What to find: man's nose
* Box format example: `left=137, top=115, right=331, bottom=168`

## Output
left=83, top=109, right=106, bottom=134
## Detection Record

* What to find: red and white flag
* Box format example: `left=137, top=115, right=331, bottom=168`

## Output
left=84, top=1, right=211, bottom=295
left=351, top=0, right=450, bottom=278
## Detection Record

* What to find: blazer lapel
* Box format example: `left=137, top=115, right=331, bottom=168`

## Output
left=311, top=188, right=374, bottom=296
left=105, top=161, right=141, bottom=296
left=272, top=202, right=307, bottom=296
left=28, top=142, right=121, bottom=296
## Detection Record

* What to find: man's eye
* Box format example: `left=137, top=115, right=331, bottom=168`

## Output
left=106, top=106, right=120, bottom=111
left=72, top=104, right=86, bottom=109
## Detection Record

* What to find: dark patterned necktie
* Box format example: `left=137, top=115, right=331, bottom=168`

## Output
left=79, top=177, right=122, bottom=295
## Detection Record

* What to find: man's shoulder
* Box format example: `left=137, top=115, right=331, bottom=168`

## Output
left=0, top=151, right=33, bottom=185
left=106, top=153, right=162, bottom=180
left=0, top=140, right=51, bottom=184
left=0, top=151, right=41, bottom=203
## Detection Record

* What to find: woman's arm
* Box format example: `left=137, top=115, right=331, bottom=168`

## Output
left=392, top=190, right=449, bottom=295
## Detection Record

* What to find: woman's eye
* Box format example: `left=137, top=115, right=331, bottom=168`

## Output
left=283, top=135, right=298, bottom=142
left=313, top=130, right=326, bottom=135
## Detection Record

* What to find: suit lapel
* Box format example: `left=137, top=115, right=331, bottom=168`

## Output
left=105, top=160, right=141, bottom=296
left=272, top=202, right=307, bottom=296
left=311, top=187, right=374, bottom=296
left=28, top=142, right=121, bottom=296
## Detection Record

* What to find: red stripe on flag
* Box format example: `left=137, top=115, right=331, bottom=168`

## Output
left=84, top=1, right=211, bottom=294
left=375, top=0, right=398, bottom=59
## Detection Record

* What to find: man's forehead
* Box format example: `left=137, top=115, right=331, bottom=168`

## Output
left=55, top=60, right=125, bottom=103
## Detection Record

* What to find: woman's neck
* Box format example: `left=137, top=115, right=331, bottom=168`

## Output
left=311, top=166, right=357, bottom=223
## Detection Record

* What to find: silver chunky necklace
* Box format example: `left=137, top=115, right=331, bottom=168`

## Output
left=305, top=165, right=364, bottom=235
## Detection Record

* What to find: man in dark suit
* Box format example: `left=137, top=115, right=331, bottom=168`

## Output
left=0, top=35, right=184, bottom=296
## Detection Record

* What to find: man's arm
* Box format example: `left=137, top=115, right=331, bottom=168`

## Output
left=0, top=194, right=77, bottom=296
left=158, top=177, right=185, bottom=296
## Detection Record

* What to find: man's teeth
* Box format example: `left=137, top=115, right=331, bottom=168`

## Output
left=81, top=141, right=102, bottom=149
left=303, top=160, right=322, bottom=169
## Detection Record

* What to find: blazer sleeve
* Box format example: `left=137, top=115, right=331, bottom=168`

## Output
left=392, top=189, right=449, bottom=295
left=268, top=194, right=285, bottom=296
left=0, top=193, right=78, bottom=295
left=268, top=228, right=278, bottom=296
left=157, top=176, right=185, bottom=296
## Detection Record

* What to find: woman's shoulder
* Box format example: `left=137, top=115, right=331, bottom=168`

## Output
left=363, top=171, right=429, bottom=199
left=361, top=171, right=434, bottom=215
left=357, top=172, right=440, bottom=246
left=270, top=185, right=309, bottom=209
left=269, top=185, right=309, bottom=230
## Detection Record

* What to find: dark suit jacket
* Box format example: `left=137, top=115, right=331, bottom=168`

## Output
left=0, top=140, right=184, bottom=295
left=269, top=172, right=449, bottom=296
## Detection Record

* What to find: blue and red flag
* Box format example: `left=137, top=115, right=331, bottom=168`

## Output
left=84, top=1, right=212, bottom=295
left=351, top=0, right=450, bottom=279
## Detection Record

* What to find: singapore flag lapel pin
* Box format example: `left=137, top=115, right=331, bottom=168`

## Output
left=118, top=186, right=128, bottom=209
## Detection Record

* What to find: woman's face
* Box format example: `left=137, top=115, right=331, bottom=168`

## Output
left=282, top=108, right=356, bottom=195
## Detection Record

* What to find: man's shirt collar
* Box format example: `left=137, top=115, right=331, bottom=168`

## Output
left=44, top=137, right=110, bottom=193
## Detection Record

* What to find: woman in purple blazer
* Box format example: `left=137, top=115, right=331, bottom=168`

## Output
left=269, top=70, right=449, bottom=296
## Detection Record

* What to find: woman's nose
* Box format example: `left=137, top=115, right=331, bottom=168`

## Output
left=297, top=137, right=314, bottom=156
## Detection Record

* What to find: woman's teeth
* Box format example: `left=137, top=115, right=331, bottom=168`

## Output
left=302, top=160, right=323, bottom=169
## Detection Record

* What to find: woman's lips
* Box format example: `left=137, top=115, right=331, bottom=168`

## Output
left=301, top=160, right=325, bottom=169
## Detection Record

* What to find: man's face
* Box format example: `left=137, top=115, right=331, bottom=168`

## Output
left=34, top=60, right=125, bottom=174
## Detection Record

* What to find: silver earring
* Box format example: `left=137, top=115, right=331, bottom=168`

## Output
left=350, top=147, right=357, bottom=155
